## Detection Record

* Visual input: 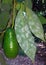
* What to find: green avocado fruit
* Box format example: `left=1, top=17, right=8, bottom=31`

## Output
left=3, top=28, right=19, bottom=59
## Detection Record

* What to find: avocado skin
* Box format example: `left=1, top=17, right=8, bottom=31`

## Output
left=3, top=28, right=19, bottom=59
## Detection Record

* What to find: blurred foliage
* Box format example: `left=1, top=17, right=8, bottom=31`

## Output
left=37, top=13, right=46, bottom=24
left=0, top=0, right=24, bottom=52
left=2, top=0, right=12, bottom=5
left=0, top=0, right=12, bottom=47
left=0, top=3, right=12, bottom=32
left=0, top=35, right=3, bottom=48
left=0, top=53, right=7, bottom=65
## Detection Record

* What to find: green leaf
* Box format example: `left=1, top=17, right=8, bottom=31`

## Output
left=15, top=9, right=36, bottom=61
left=26, top=7, right=45, bottom=41
left=37, top=13, right=46, bottom=24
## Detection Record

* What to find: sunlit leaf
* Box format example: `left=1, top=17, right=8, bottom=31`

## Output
left=15, top=9, right=36, bottom=61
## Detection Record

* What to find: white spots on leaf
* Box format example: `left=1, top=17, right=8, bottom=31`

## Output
left=21, top=24, right=29, bottom=33
left=29, top=21, right=34, bottom=25
left=27, top=31, right=31, bottom=35
left=21, top=34, right=25, bottom=39
left=28, top=38, right=34, bottom=43
left=21, top=27, right=25, bottom=33
left=35, top=29, right=39, bottom=32
left=17, top=35, right=21, bottom=43
left=24, top=25, right=28, bottom=30
left=36, top=26, right=40, bottom=30
left=17, top=35, right=20, bottom=38
left=20, top=21, right=24, bottom=26
left=26, top=32, right=29, bottom=38
left=24, top=25, right=29, bottom=32
left=31, top=44, right=34, bottom=47
left=23, top=42, right=29, bottom=53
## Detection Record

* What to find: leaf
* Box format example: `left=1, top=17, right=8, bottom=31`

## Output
left=25, top=0, right=32, bottom=9
left=0, top=3, right=11, bottom=32
left=0, top=11, right=9, bottom=31
left=26, top=7, right=45, bottom=41
left=15, top=9, right=36, bottom=61
left=37, top=13, right=46, bottom=24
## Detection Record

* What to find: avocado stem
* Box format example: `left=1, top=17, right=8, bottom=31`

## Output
left=12, top=0, right=16, bottom=28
